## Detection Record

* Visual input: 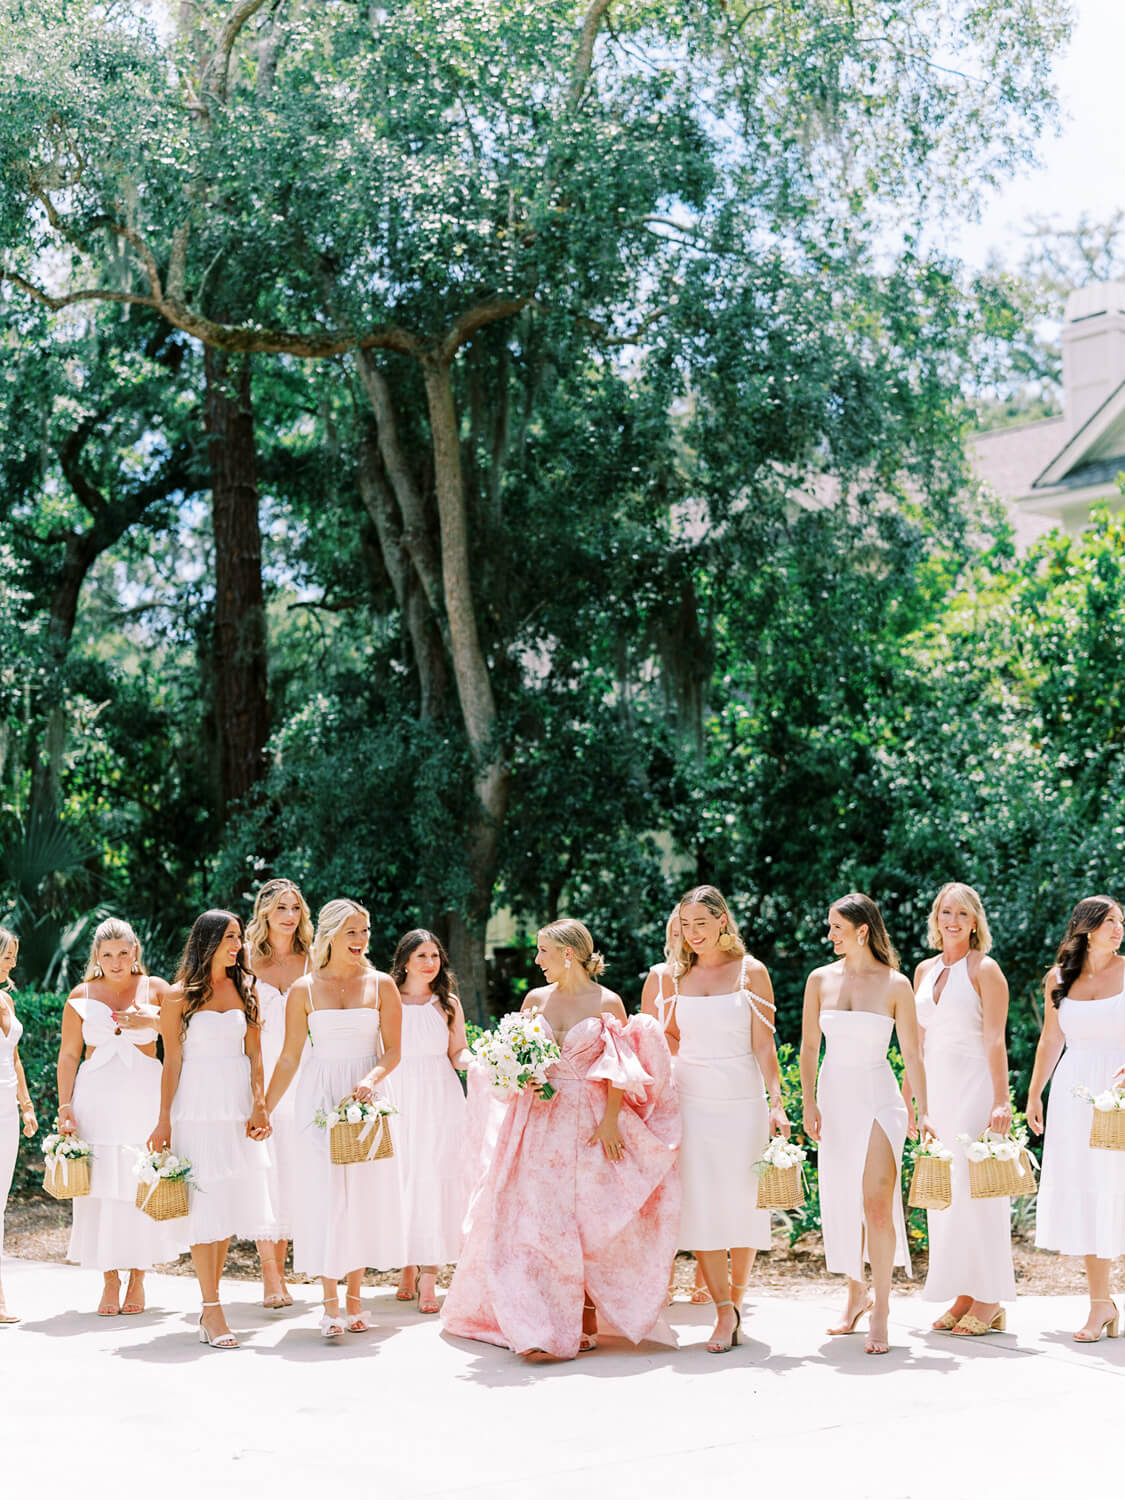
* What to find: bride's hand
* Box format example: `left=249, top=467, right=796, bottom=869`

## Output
left=587, top=1116, right=626, bottom=1162
left=768, top=1102, right=791, bottom=1139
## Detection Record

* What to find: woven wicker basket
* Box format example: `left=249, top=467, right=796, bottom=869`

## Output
left=967, top=1151, right=1026, bottom=1199
left=43, top=1155, right=91, bottom=1200
left=907, top=1154, right=952, bottom=1211
left=136, top=1176, right=190, bottom=1221
left=1090, top=1108, right=1125, bottom=1151
left=329, top=1113, right=394, bottom=1166
left=756, top=1162, right=804, bottom=1211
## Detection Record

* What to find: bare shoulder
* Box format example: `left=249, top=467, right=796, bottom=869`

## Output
left=147, top=976, right=172, bottom=998
left=743, top=954, right=771, bottom=982
left=973, top=953, right=1005, bottom=982
left=888, top=971, right=915, bottom=1005
left=807, top=961, right=837, bottom=985
left=600, top=988, right=627, bottom=1020
left=522, top=984, right=552, bottom=1012
left=163, top=984, right=186, bottom=1008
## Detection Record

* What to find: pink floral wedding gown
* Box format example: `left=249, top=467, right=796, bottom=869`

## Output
left=441, top=1012, right=681, bottom=1359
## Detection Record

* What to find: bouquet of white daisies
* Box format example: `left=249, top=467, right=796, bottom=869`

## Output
left=471, top=1011, right=561, bottom=1101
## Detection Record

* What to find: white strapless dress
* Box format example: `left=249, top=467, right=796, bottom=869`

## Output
left=0, top=1009, right=21, bottom=1260
left=816, top=1010, right=910, bottom=1281
left=1037, top=987, right=1125, bottom=1257
left=291, top=1005, right=406, bottom=1277
left=171, top=1009, right=275, bottom=1245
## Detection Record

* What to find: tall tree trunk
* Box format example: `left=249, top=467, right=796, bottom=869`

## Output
left=205, top=348, right=269, bottom=815
left=422, top=356, right=509, bottom=1023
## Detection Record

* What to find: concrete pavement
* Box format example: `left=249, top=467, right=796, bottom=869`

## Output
left=1, top=1256, right=1118, bottom=1498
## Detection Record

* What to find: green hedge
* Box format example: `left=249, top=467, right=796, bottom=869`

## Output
left=8, top=987, right=66, bottom=1194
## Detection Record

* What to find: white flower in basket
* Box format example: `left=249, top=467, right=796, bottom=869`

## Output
left=315, top=1097, right=398, bottom=1164
left=756, top=1138, right=808, bottom=1171
left=472, top=1012, right=562, bottom=1101
left=916, top=1138, right=954, bottom=1162
left=958, top=1133, right=1018, bottom=1163
left=131, top=1147, right=193, bottom=1221
left=42, top=1131, right=92, bottom=1163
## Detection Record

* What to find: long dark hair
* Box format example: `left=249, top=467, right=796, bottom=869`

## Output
left=176, top=909, right=259, bottom=1033
left=830, top=892, right=900, bottom=971
left=391, top=928, right=458, bottom=1029
left=1051, top=895, right=1121, bottom=1008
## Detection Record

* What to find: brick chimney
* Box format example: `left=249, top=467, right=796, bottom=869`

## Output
left=1061, top=280, right=1125, bottom=438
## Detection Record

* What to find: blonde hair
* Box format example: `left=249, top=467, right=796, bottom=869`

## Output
left=677, top=885, right=746, bottom=970
left=538, top=918, right=606, bottom=980
left=246, top=879, right=313, bottom=962
left=311, top=899, right=372, bottom=971
left=926, top=882, right=992, bottom=954
left=84, top=918, right=145, bottom=980
left=0, top=925, right=16, bottom=990
left=662, top=908, right=684, bottom=971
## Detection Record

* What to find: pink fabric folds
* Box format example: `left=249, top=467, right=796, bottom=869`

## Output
left=442, top=1013, right=681, bottom=1359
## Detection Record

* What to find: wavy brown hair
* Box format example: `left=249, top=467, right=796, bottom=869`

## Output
left=391, top=929, right=459, bottom=1029
left=175, top=910, right=259, bottom=1034
left=1051, top=895, right=1121, bottom=1008
left=830, top=892, right=900, bottom=971
left=246, top=879, right=313, bottom=963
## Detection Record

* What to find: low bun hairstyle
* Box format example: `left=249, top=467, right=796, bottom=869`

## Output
left=538, top=918, right=606, bottom=979
left=830, top=892, right=900, bottom=971
left=1051, top=895, right=1121, bottom=1008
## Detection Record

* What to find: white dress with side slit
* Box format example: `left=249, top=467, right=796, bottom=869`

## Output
left=665, top=963, right=772, bottom=1252
left=816, top=1010, right=910, bottom=1281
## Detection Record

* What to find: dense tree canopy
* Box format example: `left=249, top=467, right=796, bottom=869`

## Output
left=1, top=0, right=1110, bottom=1052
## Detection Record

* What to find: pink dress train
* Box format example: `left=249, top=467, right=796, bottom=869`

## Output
left=441, top=1012, right=680, bottom=1359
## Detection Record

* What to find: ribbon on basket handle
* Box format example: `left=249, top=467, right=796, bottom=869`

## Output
left=54, top=1153, right=71, bottom=1189
left=357, top=1111, right=389, bottom=1161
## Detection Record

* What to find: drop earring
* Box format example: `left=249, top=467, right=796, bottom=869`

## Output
left=92, top=963, right=104, bottom=979
left=564, top=955, right=572, bottom=970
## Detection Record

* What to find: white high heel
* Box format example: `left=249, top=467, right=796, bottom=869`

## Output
left=198, top=1301, right=238, bottom=1350
left=320, top=1302, right=346, bottom=1338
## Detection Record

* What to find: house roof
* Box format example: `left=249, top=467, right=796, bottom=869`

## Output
left=1033, top=376, right=1125, bottom=490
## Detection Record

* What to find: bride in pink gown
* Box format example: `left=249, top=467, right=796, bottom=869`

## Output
left=441, top=918, right=681, bottom=1361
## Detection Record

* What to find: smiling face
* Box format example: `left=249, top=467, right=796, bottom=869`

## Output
left=827, top=907, right=866, bottom=957
left=679, top=902, right=724, bottom=959
left=96, top=938, right=138, bottom=981
left=219, top=919, right=244, bottom=969
left=936, top=896, right=976, bottom=949
left=535, top=935, right=568, bottom=984
left=336, top=912, right=370, bottom=967
left=405, top=940, right=442, bottom=987
left=0, top=939, right=17, bottom=984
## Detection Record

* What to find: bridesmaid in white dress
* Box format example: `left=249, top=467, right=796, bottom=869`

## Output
left=149, top=910, right=274, bottom=1350
left=801, top=893, right=930, bottom=1355
left=650, top=885, right=789, bottom=1354
left=909, top=884, right=1016, bottom=1336
left=640, top=908, right=708, bottom=1305
left=57, top=919, right=181, bottom=1315
left=265, top=899, right=404, bottom=1338
left=246, top=878, right=313, bottom=1308
left=1028, top=894, right=1125, bottom=1342
left=385, top=929, right=470, bottom=1313
left=0, top=929, right=38, bottom=1324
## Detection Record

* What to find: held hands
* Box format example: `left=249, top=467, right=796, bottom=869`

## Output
left=246, top=1103, right=271, bottom=1141
left=768, top=1102, right=791, bottom=1139
left=802, top=1103, right=821, bottom=1143
left=147, top=1117, right=171, bottom=1152
left=1026, top=1095, right=1045, bottom=1135
left=588, top=1114, right=626, bottom=1162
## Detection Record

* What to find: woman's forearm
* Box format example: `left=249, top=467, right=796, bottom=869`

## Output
left=985, top=1034, right=1010, bottom=1109
left=602, top=1084, right=624, bottom=1126
left=265, top=1055, right=298, bottom=1113
left=56, top=1053, right=80, bottom=1109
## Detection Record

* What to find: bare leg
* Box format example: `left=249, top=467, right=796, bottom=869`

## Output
left=344, top=1268, right=370, bottom=1331
left=1075, top=1256, right=1117, bottom=1340
left=192, top=1239, right=234, bottom=1342
left=321, top=1275, right=345, bottom=1335
left=418, top=1264, right=440, bottom=1314
left=933, top=1294, right=972, bottom=1330
left=121, top=1270, right=146, bottom=1315
left=860, top=1126, right=898, bottom=1354
left=828, top=1276, right=871, bottom=1334
left=690, top=1255, right=710, bottom=1302
left=257, top=1238, right=290, bottom=1305
left=697, top=1248, right=738, bottom=1350
left=397, top=1264, right=418, bottom=1300
left=98, top=1270, right=122, bottom=1316
left=730, top=1247, right=755, bottom=1309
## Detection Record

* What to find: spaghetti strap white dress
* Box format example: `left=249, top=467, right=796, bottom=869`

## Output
left=816, top=1010, right=910, bottom=1281
left=916, top=958, right=1015, bottom=1301
left=256, top=964, right=308, bottom=1241
left=381, top=998, right=467, bottom=1264
left=666, top=963, right=772, bottom=1251
left=291, top=983, right=406, bottom=1277
left=68, top=980, right=184, bottom=1268
left=170, top=1009, right=275, bottom=1245
left=1036, top=985, right=1125, bottom=1256
left=0, top=1007, right=21, bottom=1266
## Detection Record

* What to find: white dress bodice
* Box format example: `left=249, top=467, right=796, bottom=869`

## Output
left=0, top=1007, right=22, bottom=1114
left=915, top=957, right=985, bottom=1058
left=181, top=1008, right=248, bottom=1059
left=307, top=1006, right=381, bottom=1061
